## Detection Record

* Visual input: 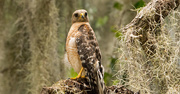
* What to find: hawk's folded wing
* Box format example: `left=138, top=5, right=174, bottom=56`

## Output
left=76, top=24, right=105, bottom=93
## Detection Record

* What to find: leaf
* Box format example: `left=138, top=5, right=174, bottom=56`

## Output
left=115, top=32, right=122, bottom=39
left=95, top=16, right=108, bottom=28
left=110, top=57, right=118, bottom=70
left=112, top=80, right=119, bottom=85
left=113, top=2, right=123, bottom=10
left=110, top=26, right=118, bottom=33
left=110, top=26, right=122, bottom=39
left=104, top=72, right=113, bottom=85
left=69, top=68, right=78, bottom=78
left=134, top=0, right=145, bottom=9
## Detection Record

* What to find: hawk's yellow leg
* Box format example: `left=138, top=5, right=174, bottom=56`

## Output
left=71, top=67, right=85, bottom=79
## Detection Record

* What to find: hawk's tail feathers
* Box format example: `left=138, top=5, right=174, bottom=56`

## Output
left=95, top=61, right=106, bottom=94
left=84, top=61, right=106, bottom=94
left=97, top=67, right=106, bottom=94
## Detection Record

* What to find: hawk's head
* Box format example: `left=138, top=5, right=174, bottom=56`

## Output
left=72, top=9, right=89, bottom=24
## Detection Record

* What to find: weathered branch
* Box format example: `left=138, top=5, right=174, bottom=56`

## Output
left=40, top=0, right=179, bottom=94
left=40, top=78, right=139, bottom=94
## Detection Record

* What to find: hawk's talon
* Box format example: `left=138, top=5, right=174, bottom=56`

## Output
left=70, top=76, right=86, bottom=80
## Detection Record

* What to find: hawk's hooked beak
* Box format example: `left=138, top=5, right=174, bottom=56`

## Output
left=80, top=13, right=84, bottom=19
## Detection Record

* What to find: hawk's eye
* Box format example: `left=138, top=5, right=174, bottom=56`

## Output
left=74, top=13, right=78, bottom=17
left=85, top=12, right=87, bottom=17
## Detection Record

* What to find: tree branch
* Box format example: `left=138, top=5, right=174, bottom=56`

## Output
left=40, top=78, right=138, bottom=94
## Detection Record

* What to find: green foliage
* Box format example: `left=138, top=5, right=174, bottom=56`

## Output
left=104, top=72, right=113, bottom=85
left=110, top=57, right=118, bottom=70
left=111, top=26, right=122, bottom=39
left=113, top=2, right=123, bottom=11
left=112, top=80, right=119, bottom=85
left=134, top=0, right=145, bottom=9
left=104, top=57, right=118, bottom=86
left=69, top=68, right=78, bottom=78
left=95, top=16, right=108, bottom=28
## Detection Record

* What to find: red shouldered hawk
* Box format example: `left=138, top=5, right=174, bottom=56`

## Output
left=66, top=9, right=105, bottom=94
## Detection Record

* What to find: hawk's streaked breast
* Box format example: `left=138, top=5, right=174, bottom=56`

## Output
left=66, top=22, right=89, bottom=76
